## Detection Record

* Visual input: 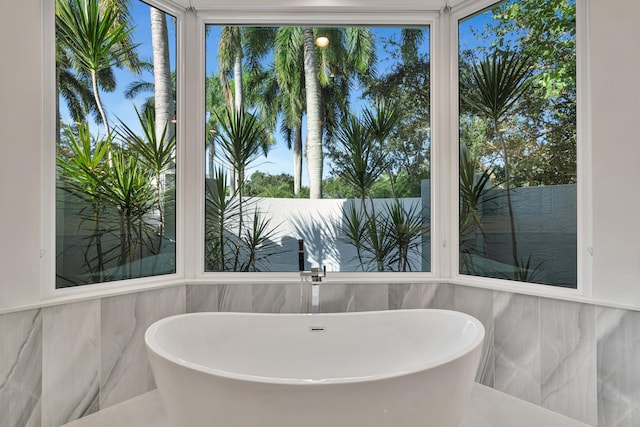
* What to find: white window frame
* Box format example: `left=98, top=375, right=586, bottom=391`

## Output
left=41, top=0, right=591, bottom=302
left=190, top=10, right=441, bottom=284
left=42, top=0, right=188, bottom=299
left=447, top=0, right=591, bottom=299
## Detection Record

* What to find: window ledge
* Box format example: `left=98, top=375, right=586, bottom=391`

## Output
left=3, top=274, right=638, bottom=316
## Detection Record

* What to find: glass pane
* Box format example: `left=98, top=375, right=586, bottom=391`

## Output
left=458, top=0, right=577, bottom=287
left=204, top=26, right=431, bottom=272
left=56, top=0, right=177, bottom=287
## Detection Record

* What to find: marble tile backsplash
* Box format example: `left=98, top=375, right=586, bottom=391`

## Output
left=42, top=300, right=100, bottom=427
left=100, top=287, right=185, bottom=409
left=1, top=281, right=639, bottom=426
left=0, top=308, right=42, bottom=427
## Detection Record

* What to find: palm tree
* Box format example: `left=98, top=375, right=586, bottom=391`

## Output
left=302, top=27, right=324, bottom=199
left=55, top=0, right=138, bottom=138
left=460, top=49, right=533, bottom=280
left=273, top=26, right=375, bottom=199
left=56, top=47, right=99, bottom=139
left=213, top=107, right=271, bottom=271
left=274, top=27, right=305, bottom=195
left=150, top=7, right=175, bottom=144
left=217, top=26, right=276, bottom=190
left=218, top=26, right=243, bottom=112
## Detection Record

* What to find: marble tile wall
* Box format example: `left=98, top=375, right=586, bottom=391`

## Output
left=0, top=286, right=186, bottom=427
left=100, top=287, right=185, bottom=409
left=596, top=307, right=640, bottom=426
left=0, top=308, right=42, bottom=427
left=2, top=282, right=640, bottom=426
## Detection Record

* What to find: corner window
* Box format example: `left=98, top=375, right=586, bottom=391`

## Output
left=55, top=0, right=177, bottom=287
left=203, top=25, right=431, bottom=272
left=458, top=0, right=577, bottom=287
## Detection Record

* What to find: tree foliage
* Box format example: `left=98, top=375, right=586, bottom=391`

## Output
left=461, top=0, right=577, bottom=187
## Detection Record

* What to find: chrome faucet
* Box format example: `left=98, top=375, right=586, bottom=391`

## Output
left=300, top=265, right=326, bottom=313
left=297, top=239, right=326, bottom=313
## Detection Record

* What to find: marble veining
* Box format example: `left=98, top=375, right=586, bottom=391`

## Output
left=42, top=300, right=100, bottom=427
left=493, top=291, right=541, bottom=405
left=388, top=282, right=453, bottom=310
left=596, top=307, right=640, bottom=427
left=455, top=285, right=495, bottom=387
left=353, top=284, right=388, bottom=312
left=218, top=284, right=252, bottom=312
left=0, top=308, right=42, bottom=427
left=186, top=284, right=219, bottom=312
left=100, top=287, right=185, bottom=409
left=540, top=299, right=596, bottom=426
left=252, top=283, right=300, bottom=313
left=319, top=284, right=355, bottom=313
left=6, top=282, right=640, bottom=427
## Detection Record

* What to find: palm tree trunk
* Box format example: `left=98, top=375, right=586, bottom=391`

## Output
left=91, top=70, right=110, bottom=138
left=151, top=8, right=173, bottom=255
left=293, top=126, right=302, bottom=196
left=234, top=53, right=243, bottom=112
left=303, top=27, right=323, bottom=199
left=151, top=8, right=173, bottom=145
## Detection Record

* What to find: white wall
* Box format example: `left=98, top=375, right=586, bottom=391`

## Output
left=0, top=0, right=43, bottom=309
left=1, top=0, right=640, bottom=311
left=590, top=0, right=640, bottom=304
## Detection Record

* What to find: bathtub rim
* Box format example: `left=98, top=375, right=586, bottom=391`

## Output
left=145, top=309, right=485, bottom=386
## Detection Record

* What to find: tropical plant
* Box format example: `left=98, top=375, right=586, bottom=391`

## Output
left=382, top=200, right=423, bottom=272
left=117, top=107, right=176, bottom=254
left=333, top=103, right=423, bottom=271
left=214, top=107, right=270, bottom=191
left=55, top=0, right=139, bottom=138
left=273, top=27, right=306, bottom=195
left=460, top=49, right=533, bottom=280
left=340, top=199, right=423, bottom=272
left=97, top=150, right=157, bottom=277
left=150, top=7, right=174, bottom=143
left=459, top=145, right=498, bottom=275
left=303, top=27, right=323, bottom=199
left=205, top=168, right=280, bottom=272
left=205, top=107, right=280, bottom=272
left=362, top=29, right=431, bottom=196
left=57, top=123, right=112, bottom=281
left=57, top=119, right=175, bottom=285
left=271, top=26, right=375, bottom=199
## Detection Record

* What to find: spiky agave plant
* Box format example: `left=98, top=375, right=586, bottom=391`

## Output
left=460, top=49, right=533, bottom=280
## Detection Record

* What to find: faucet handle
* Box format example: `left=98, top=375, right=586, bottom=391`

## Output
left=311, top=265, right=327, bottom=282
left=300, top=265, right=327, bottom=281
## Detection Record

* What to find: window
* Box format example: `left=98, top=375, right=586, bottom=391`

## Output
left=203, top=25, right=431, bottom=273
left=458, top=0, right=577, bottom=287
left=55, top=0, right=177, bottom=287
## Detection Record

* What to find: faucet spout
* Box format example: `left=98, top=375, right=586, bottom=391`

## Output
left=300, top=265, right=327, bottom=313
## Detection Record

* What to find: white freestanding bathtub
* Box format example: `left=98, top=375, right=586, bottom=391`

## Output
left=145, top=309, right=484, bottom=427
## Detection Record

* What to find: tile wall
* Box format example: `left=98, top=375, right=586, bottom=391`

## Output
left=1, top=282, right=639, bottom=426
left=1, top=286, right=185, bottom=427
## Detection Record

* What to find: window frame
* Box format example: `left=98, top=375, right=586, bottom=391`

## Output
left=448, top=0, right=591, bottom=298
left=41, top=0, right=590, bottom=299
left=43, top=0, right=188, bottom=298
left=191, top=10, right=441, bottom=283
